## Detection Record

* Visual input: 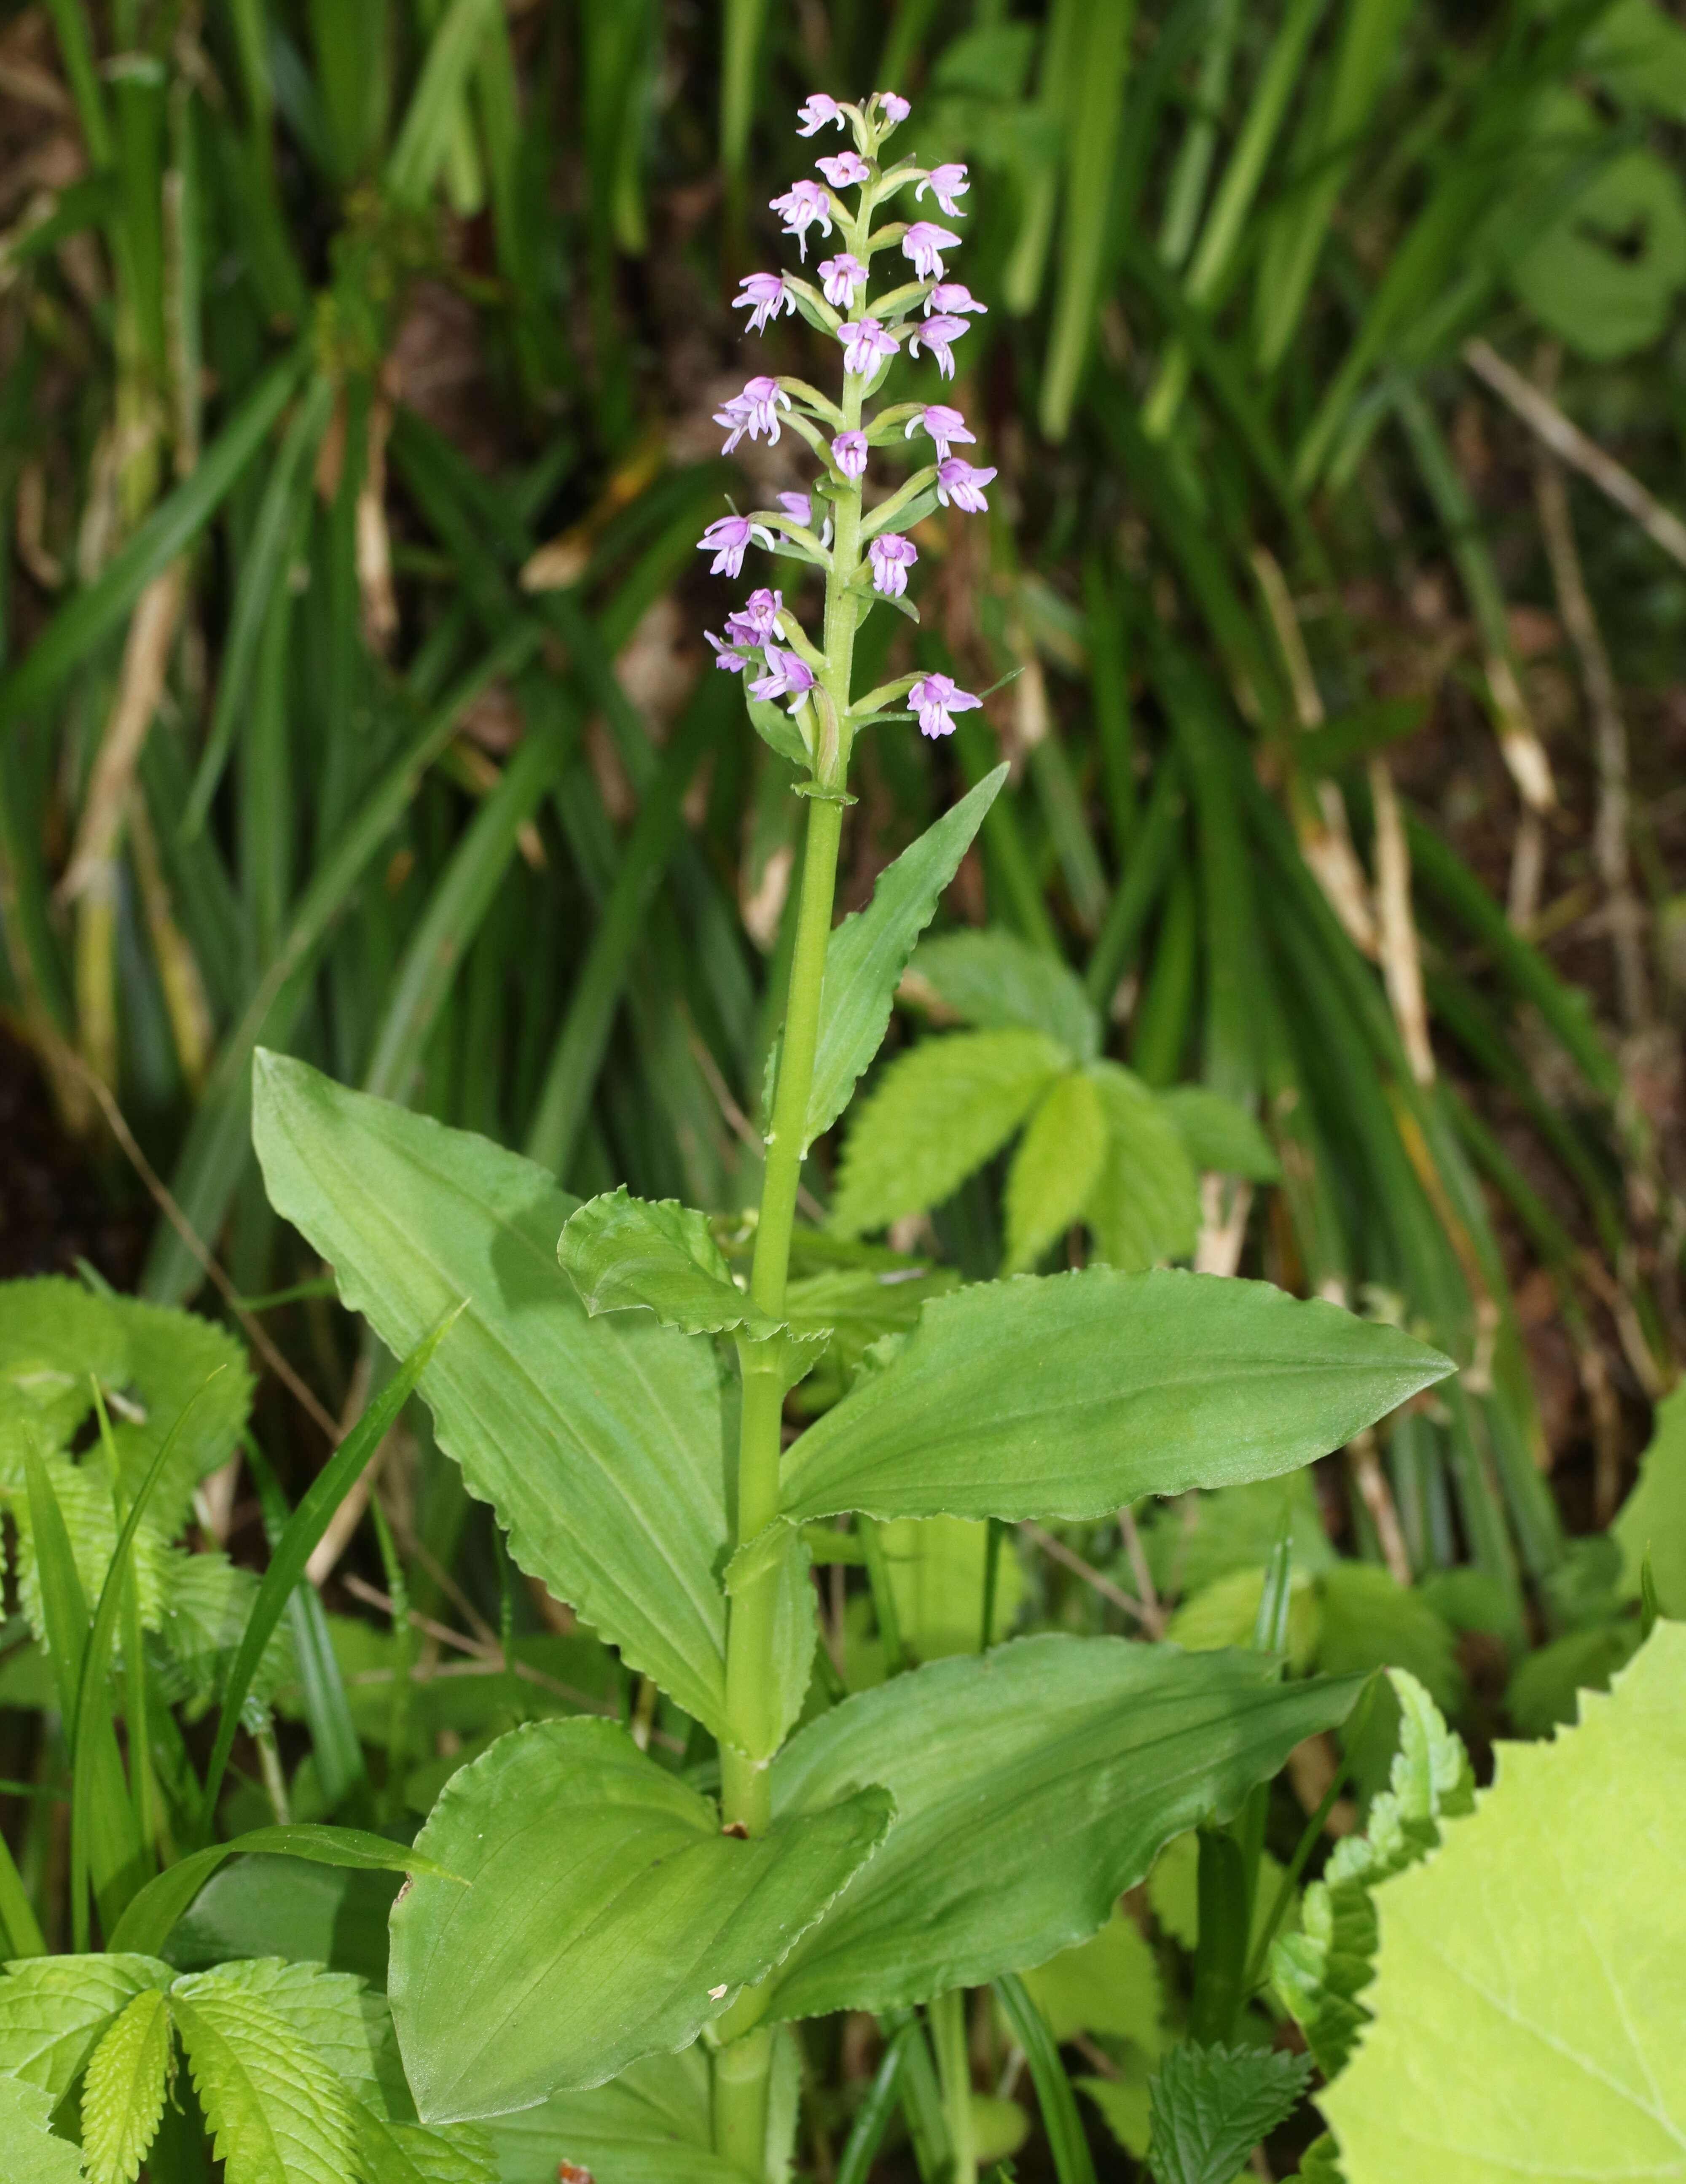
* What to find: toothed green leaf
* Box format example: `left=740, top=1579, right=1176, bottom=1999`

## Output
left=172, top=1969, right=360, bottom=2184
left=0, top=1955, right=173, bottom=2099
left=81, top=1989, right=173, bottom=2184
left=0, top=2074, right=86, bottom=2182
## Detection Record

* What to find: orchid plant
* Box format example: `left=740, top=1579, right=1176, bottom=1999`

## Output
left=237, top=86, right=1451, bottom=2184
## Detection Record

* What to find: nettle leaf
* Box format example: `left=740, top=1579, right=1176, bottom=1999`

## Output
left=172, top=1968, right=360, bottom=2184
left=0, top=2074, right=86, bottom=2183
left=354, top=2109, right=499, bottom=2184
left=765, top=1634, right=1365, bottom=2019
left=559, top=1189, right=780, bottom=1339
left=780, top=1268, right=1454, bottom=1525
left=1612, top=1378, right=1686, bottom=1615
left=81, top=1989, right=173, bottom=2184
left=200, top=1959, right=405, bottom=2120
left=1085, top=1064, right=1201, bottom=1272
left=487, top=2047, right=754, bottom=2184
left=149, top=1547, right=297, bottom=1732
left=1157, top=1086, right=1281, bottom=1183
left=1320, top=1625, right=1686, bottom=2178
left=0, top=1955, right=174, bottom=2098
left=1271, top=1668, right=1474, bottom=2076
left=805, top=766, right=1008, bottom=1148
left=907, top=928, right=1099, bottom=1061
left=1004, top=1070, right=1109, bottom=1274
left=252, top=1053, right=733, bottom=1738
left=389, top=1717, right=894, bottom=2121
left=1146, top=2042, right=1314, bottom=2184
left=830, top=1028, right=1071, bottom=1238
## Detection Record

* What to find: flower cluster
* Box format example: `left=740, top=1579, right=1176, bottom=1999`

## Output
left=702, top=89, right=998, bottom=743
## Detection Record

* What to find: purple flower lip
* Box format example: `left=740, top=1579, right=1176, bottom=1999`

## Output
left=816, top=150, right=870, bottom=189
left=839, top=317, right=899, bottom=377
left=875, top=92, right=911, bottom=124
left=714, top=375, right=792, bottom=454
left=796, top=94, right=846, bottom=136
left=770, top=178, right=835, bottom=257
left=733, top=272, right=794, bottom=335
left=750, top=646, right=817, bottom=713
left=831, top=430, right=869, bottom=481
left=926, top=282, right=986, bottom=318
left=915, top=164, right=969, bottom=218
left=902, top=221, right=961, bottom=281
left=936, top=457, right=996, bottom=514
left=725, top=588, right=784, bottom=646
left=777, top=491, right=813, bottom=527
left=697, top=515, right=774, bottom=580
left=905, top=403, right=975, bottom=460
left=707, top=632, right=751, bottom=672
left=868, top=533, right=918, bottom=598
left=818, top=253, right=868, bottom=309
left=909, top=672, right=981, bottom=739
left=907, top=314, right=971, bottom=379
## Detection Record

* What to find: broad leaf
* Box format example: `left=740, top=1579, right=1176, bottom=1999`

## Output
left=354, top=2107, right=499, bottom=2184
left=830, top=1028, right=1074, bottom=1238
left=1272, top=1670, right=1475, bottom=2076
left=1317, top=1565, right=1466, bottom=1720
left=201, top=1959, right=406, bottom=2120
left=0, top=1955, right=173, bottom=2097
left=252, top=1052, right=733, bottom=1735
left=806, top=767, right=1009, bottom=1147
left=487, top=2049, right=753, bottom=2184
left=0, top=2074, right=86, bottom=2182
left=1146, top=2042, right=1313, bottom=2184
left=1020, top=1910, right=1165, bottom=2052
left=1611, top=1379, right=1686, bottom=1614
left=1004, top=1071, right=1109, bottom=1274
left=1157, top=1087, right=1280, bottom=1183
left=877, top=1514, right=1026, bottom=1661
left=81, top=1989, right=173, bottom=2184
left=765, top=1634, right=1365, bottom=2018
left=780, top=1268, right=1454, bottom=1525
left=389, top=1717, right=894, bottom=2120
left=907, top=927, right=1098, bottom=1061
left=1319, top=1626, right=1686, bottom=2179
left=1086, top=1064, right=1201, bottom=1271
left=172, top=1969, right=360, bottom=2184
left=559, top=1189, right=780, bottom=1339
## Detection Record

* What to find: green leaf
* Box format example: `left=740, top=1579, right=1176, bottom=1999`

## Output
left=252, top=1052, right=733, bottom=1737
left=559, top=1189, right=780, bottom=1338
left=1503, top=1623, right=1635, bottom=1738
left=1317, top=1564, right=1466, bottom=1720
left=1319, top=1626, right=1686, bottom=2177
left=354, top=2105, right=499, bottom=2184
left=1612, top=1379, right=1686, bottom=1615
left=1020, top=1910, right=1165, bottom=2052
left=486, top=2048, right=749, bottom=2184
left=199, top=1959, right=405, bottom=2119
left=0, top=2074, right=86, bottom=2182
left=1146, top=2042, right=1313, bottom=2184
left=766, top=1635, right=1365, bottom=2018
left=109, top=1826, right=457, bottom=1960
left=806, top=768, right=1009, bottom=1147
left=1079, top=2068, right=1155, bottom=2162
left=159, top=1858, right=399, bottom=1989
left=1085, top=1064, right=1202, bottom=1271
left=875, top=1514, right=1026, bottom=1662
left=779, top=1268, right=1454, bottom=1525
left=1285, top=2136, right=1345, bottom=2184
left=1584, top=0, right=1686, bottom=119
left=172, top=1968, right=361, bottom=2184
left=1004, top=1071, right=1109, bottom=1274
left=995, top=1972, right=1098, bottom=2184
left=386, top=0, right=500, bottom=207
left=907, top=927, right=1098, bottom=1061
left=389, top=1717, right=894, bottom=2120
left=149, top=1550, right=296, bottom=1731
left=81, top=1988, right=173, bottom=2184
left=830, top=1029, right=1072, bottom=1238
left=1157, top=1088, right=1281, bottom=1183
left=745, top=685, right=812, bottom=768
left=1167, top=1568, right=1321, bottom=1676
left=0, top=1956, right=172, bottom=2097
left=1271, top=1669, right=1474, bottom=2076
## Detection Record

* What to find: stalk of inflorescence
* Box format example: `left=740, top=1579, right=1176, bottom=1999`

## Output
left=695, top=86, right=996, bottom=2172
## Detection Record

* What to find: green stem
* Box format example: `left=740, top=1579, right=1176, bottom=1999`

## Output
left=930, top=1990, right=977, bottom=2184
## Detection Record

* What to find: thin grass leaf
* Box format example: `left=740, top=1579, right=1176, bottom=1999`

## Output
left=994, top=1972, right=1098, bottom=2184
left=1041, top=0, right=1135, bottom=441
left=387, top=0, right=501, bottom=209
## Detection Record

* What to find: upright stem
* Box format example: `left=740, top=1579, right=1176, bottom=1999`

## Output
left=930, top=1990, right=978, bottom=2184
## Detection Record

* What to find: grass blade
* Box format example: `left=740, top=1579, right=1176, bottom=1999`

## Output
left=994, top=1972, right=1098, bottom=2184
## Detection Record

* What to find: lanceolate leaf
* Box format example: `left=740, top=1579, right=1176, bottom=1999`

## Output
left=1085, top=1062, right=1201, bottom=1271
left=558, top=1188, right=780, bottom=1338
left=1004, top=1070, right=1109, bottom=1274
left=81, top=1989, right=173, bottom=2184
left=805, top=766, right=1009, bottom=1148
left=830, top=1028, right=1071, bottom=1238
left=1320, top=1625, right=1686, bottom=2179
left=389, top=1718, right=894, bottom=2121
left=765, top=1635, right=1366, bottom=2020
left=252, top=1053, right=733, bottom=1735
left=909, top=927, right=1099, bottom=1061
left=780, top=1268, right=1454, bottom=1525
left=1146, top=2042, right=1314, bottom=2184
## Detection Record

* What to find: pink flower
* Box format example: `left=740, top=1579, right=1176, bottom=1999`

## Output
left=831, top=430, right=868, bottom=480
left=707, top=632, right=751, bottom=672
left=797, top=94, right=846, bottom=136
left=816, top=150, right=870, bottom=189
left=876, top=92, right=911, bottom=124
left=770, top=178, right=834, bottom=257
left=733, top=272, right=794, bottom=335
left=868, top=533, right=918, bottom=597
left=926, top=282, right=986, bottom=318
left=905, top=403, right=975, bottom=460
left=725, top=589, right=784, bottom=646
left=908, top=313, right=971, bottom=379
left=714, top=375, right=792, bottom=453
left=909, top=672, right=981, bottom=739
left=818, top=253, right=868, bottom=309
left=750, top=646, right=816, bottom=713
left=936, top=457, right=996, bottom=513
left=777, top=491, right=814, bottom=529
left=698, top=516, right=773, bottom=579
left=840, top=317, right=898, bottom=377
left=916, top=164, right=969, bottom=218
left=902, top=221, right=961, bottom=282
